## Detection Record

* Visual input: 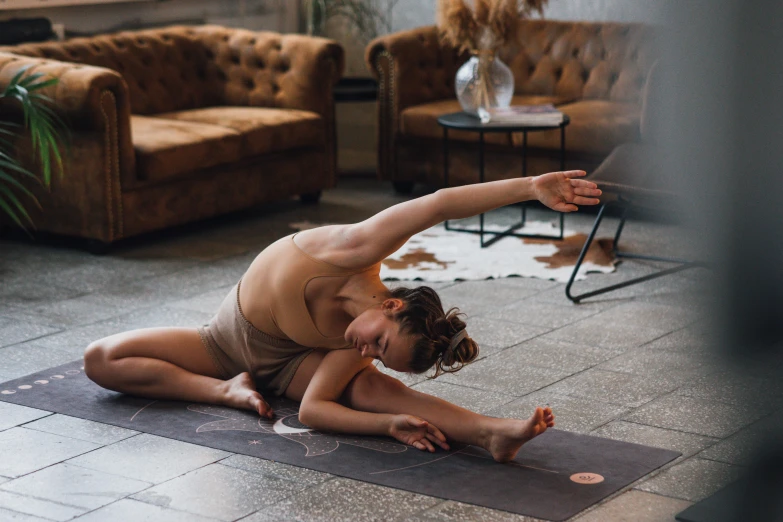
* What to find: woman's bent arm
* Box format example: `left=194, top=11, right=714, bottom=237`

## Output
left=297, top=348, right=390, bottom=434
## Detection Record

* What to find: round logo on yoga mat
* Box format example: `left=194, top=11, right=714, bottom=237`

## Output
left=570, top=473, right=604, bottom=484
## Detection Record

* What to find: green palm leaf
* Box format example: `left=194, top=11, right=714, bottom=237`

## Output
left=0, top=66, right=68, bottom=230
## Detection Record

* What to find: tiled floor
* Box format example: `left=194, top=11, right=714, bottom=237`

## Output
left=0, top=178, right=778, bottom=521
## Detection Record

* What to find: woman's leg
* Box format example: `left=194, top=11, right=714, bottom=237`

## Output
left=83, top=327, right=273, bottom=417
left=344, top=366, right=554, bottom=462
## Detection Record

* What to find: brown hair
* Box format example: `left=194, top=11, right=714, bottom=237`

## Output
left=390, top=286, right=480, bottom=376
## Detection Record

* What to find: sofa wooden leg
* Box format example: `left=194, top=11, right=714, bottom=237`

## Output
left=392, top=181, right=414, bottom=194
left=300, top=191, right=322, bottom=204
left=86, top=239, right=112, bottom=256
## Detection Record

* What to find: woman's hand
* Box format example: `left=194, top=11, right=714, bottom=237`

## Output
left=388, top=414, right=450, bottom=452
left=532, top=170, right=602, bottom=212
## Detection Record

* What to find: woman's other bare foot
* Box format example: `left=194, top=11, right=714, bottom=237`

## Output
left=221, top=372, right=274, bottom=418
left=487, top=407, right=555, bottom=463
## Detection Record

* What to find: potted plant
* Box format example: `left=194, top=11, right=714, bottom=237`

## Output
left=0, top=65, right=67, bottom=232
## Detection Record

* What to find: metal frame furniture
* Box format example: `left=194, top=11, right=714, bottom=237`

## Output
left=438, top=111, right=570, bottom=248
left=565, top=183, right=707, bottom=303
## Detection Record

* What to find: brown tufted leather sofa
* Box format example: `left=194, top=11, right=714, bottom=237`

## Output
left=365, top=20, right=658, bottom=191
left=0, top=25, right=344, bottom=247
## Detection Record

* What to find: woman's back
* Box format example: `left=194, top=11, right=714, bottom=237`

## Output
left=240, top=232, right=377, bottom=348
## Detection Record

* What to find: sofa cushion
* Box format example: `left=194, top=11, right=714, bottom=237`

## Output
left=400, top=95, right=575, bottom=146
left=131, top=115, right=243, bottom=183
left=512, top=100, right=641, bottom=156
left=157, top=106, right=325, bottom=157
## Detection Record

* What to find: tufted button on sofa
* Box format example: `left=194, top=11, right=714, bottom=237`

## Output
left=365, top=20, right=657, bottom=190
left=0, top=25, right=344, bottom=246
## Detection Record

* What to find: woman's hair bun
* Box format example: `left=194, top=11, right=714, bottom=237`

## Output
left=390, top=286, right=479, bottom=376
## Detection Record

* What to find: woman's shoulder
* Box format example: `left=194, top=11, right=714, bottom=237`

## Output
left=293, top=226, right=379, bottom=272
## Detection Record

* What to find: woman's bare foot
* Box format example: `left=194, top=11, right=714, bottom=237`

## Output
left=221, top=373, right=274, bottom=418
left=486, top=407, right=555, bottom=463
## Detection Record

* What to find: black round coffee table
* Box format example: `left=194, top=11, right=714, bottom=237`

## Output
left=438, top=111, right=571, bottom=247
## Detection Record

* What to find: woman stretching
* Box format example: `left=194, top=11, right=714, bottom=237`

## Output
left=84, top=171, right=600, bottom=462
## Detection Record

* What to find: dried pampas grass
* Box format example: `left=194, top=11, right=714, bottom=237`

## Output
left=437, top=0, right=548, bottom=53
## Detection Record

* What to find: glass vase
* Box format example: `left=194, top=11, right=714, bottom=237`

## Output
left=455, top=52, right=515, bottom=123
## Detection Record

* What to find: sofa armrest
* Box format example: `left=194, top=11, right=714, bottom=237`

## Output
left=0, top=52, right=133, bottom=241
left=365, top=26, right=464, bottom=180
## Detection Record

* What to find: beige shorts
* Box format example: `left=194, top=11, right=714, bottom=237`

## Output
left=197, top=280, right=313, bottom=396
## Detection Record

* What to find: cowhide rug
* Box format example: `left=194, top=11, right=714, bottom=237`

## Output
left=289, top=221, right=616, bottom=283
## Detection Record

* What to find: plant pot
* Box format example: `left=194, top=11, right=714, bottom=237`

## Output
left=455, top=52, right=514, bottom=123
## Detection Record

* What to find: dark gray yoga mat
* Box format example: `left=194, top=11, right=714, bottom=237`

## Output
left=0, top=361, right=680, bottom=521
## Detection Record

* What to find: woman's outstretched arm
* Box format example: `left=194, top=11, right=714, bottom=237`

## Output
left=330, top=170, right=601, bottom=268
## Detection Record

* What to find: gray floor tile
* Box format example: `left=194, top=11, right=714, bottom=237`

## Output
left=505, top=337, right=617, bottom=373
left=24, top=414, right=139, bottom=445
left=438, top=350, right=572, bottom=397
left=410, top=380, right=517, bottom=415
left=168, top=286, right=235, bottom=315
left=132, top=264, right=245, bottom=303
left=413, top=500, right=540, bottom=522
left=491, top=299, right=602, bottom=329
left=0, top=402, right=51, bottom=432
left=0, top=427, right=100, bottom=478
left=242, top=477, right=440, bottom=522
left=29, top=256, right=197, bottom=294
left=219, top=454, right=333, bottom=487
left=641, top=323, right=714, bottom=353
left=596, top=345, right=721, bottom=385
left=541, top=369, right=681, bottom=408
left=436, top=280, right=545, bottom=318
left=0, top=280, right=85, bottom=309
left=67, top=433, right=230, bottom=484
left=5, top=293, right=132, bottom=329
left=573, top=490, right=692, bottom=522
left=0, top=463, right=151, bottom=513
left=459, top=316, right=550, bottom=355
left=0, top=321, right=63, bottom=348
left=624, top=394, right=767, bottom=439
left=0, top=489, right=84, bottom=521
left=585, top=301, right=699, bottom=332
left=72, top=498, right=221, bottom=522
left=542, top=317, right=668, bottom=351
left=636, top=457, right=743, bottom=502
left=0, top=507, right=52, bottom=521
left=698, top=420, right=775, bottom=465
left=488, top=392, right=629, bottom=434
left=0, top=343, right=80, bottom=380
left=131, top=463, right=304, bottom=521
left=674, top=371, right=783, bottom=412
left=591, top=421, right=718, bottom=458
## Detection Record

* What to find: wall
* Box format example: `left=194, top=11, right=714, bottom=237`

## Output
left=0, top=0, right=296, bottom=34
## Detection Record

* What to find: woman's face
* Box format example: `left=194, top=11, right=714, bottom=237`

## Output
left=344, top=299, right=416, bottom=372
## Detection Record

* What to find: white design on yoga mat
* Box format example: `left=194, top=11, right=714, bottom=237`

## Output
left=186, top=404, right=409, bottom=457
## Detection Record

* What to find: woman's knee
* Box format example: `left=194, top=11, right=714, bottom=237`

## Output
left=344, top=366, right=409, bottom=408
left=83, top=339, right=116, bottom=384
